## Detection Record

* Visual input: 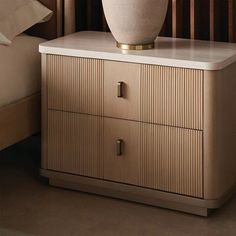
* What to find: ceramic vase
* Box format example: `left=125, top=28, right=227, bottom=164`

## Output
left=102, top=0, right=169, bottom=50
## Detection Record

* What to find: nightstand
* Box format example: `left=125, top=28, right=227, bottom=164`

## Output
left=39, top=31, right=236, bottom=216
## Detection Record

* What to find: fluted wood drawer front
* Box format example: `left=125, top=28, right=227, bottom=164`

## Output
left=140, top=123, right=203, bottom=198
left=104, top=61, right=140, bottom=121
left=47, top=55, right=104, bottom=115
left=104, top=118, right=140, bottom=185
left=104, top=118, right=203, bottom=198
left=47, top=110, right=103, bottom=178
left=141, top=65, right=203, bottom=130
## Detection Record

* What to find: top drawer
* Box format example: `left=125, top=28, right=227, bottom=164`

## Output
left=140, top=64, right=203, bottom=130
left=47, top=55, right=203, bottom=130
left=47, top=55, right=104, bottom=116
left=104, top=61, right=203, bottom=130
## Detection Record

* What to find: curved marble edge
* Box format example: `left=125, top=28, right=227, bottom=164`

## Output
left=39, top=31, right=236, bottom=71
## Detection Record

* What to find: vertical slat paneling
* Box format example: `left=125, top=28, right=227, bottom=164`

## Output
left=140, top=123, right=203, bottom=198
left=47, top=55, right=104, bottom=115
left=86, top=0, right=92, bottom=29
left=141, top=65, right=203, bottom=130
left=190, top=0, right=210, bottom=40
left=160, top=0, right=173, bottom=37
left=172, top=0, right=180, bottom=37
left=172, top=0, right=190, bottom=38
left=190, top=0, right=196, bottom=39
left=209, top=0, right=216, bottom=41
left=228, top=0, right=236, bottom=42
left=76, top=0, right=236, bottom=43
left=209, top=0, right=229, bottom=42
left=48, top=110, right=104, bottom=178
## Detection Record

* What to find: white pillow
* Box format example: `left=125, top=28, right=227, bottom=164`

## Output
left=0, top=0, right=53, bottom=45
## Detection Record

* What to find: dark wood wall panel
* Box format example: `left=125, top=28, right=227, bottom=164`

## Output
left=75, top=0, right=236, bottom=43
left=228, top=0, right=236, bottom=42
left=160, top=0, right=173, bottom=37
left=172, top=0, right=190, bottom=38
left=190, top=0, right=210, bottom=40
left=76, top=0, right=104, bottom=31
left=210, top=0, right=229, bottom=42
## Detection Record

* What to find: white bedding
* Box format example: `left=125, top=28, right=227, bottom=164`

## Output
left=0, top=34, right=45, bottom=107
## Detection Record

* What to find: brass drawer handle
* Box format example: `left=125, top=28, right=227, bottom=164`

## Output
left=117, top=81, right=124, bottom=97
left=116, top=139, right=123, bottom=156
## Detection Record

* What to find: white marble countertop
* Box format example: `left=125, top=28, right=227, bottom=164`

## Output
left=39, top=31, right=236, bottom=70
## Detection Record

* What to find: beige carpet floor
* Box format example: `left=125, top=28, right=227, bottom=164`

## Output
left=0, top=137, right=236, bottom=236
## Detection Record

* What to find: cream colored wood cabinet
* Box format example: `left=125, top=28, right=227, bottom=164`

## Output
left=40, top=32, right=236, bottom=216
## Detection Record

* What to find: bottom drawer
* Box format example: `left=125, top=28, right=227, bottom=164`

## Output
left=47, top=110, right=203, bottom=198
left=104, top=118, right=203, bottom=198
left=139, top=123, right=203, bottom=198
left=48, top=110, right=104, bottom=178
left=104, top=118, right=140, bottom=185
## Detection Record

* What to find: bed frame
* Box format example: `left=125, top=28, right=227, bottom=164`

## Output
left=0, top=0, right=62, bottom=151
